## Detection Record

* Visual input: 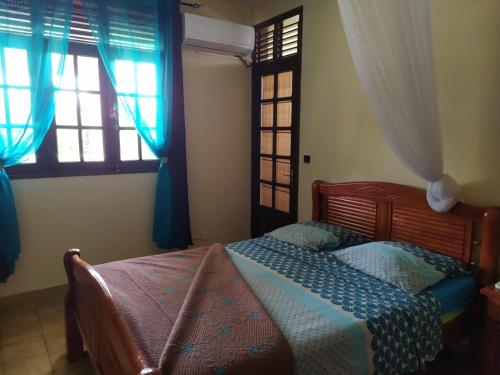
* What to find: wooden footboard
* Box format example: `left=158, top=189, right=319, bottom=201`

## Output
left=64, top=249, right=161, bottom=375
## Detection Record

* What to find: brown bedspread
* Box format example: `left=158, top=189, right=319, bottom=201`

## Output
left=94, top=243, right=293, bottom=374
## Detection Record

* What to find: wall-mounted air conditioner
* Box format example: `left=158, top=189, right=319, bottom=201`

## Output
left=182, top=13, right=255, bottom=57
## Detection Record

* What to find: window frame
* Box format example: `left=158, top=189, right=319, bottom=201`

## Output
left=6, top=42, right=159, bottom=180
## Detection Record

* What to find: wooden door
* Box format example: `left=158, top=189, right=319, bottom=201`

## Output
left=251, top=8, right=302, bottom=237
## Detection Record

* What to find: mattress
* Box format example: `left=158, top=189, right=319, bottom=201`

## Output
left=95, top=234, right=474, bottom=374
left=427, top=275, right=476, bottom=323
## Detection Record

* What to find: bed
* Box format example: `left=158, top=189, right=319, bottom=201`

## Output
left=63, top=180, right=500, bottom=374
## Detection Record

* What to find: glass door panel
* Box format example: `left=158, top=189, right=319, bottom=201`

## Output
left=277, top=71, right=293, bottom=97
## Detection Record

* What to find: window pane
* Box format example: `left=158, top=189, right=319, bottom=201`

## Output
left=11, top=128, right=32, bottom=146
left=141, top=139, right=157, bottom=160
left=275, top=186, right=290, bottom=213
left=138, top=96, right=156, bottom=127
left=20, top=152, right=36, bottom=164
left=277, top=101, right=292, bottom=127
left=115, top=60, right=136, bottom=93
left=5, top=48, right=30, bottom=86
left=0, top=89, right=5, bottom=124
left=276, top=159, right=291, bottom=185
left=77, top=56, right=99, bottom=91
left=137, top=62, right=156, bottom=95
left=260, top=130, right=273, bottom=155
left=119, top=130, right=139, bottom=160
left=277, top=71, right=293, bottom=98
left=260, top=157, right=272, bottom=182
left=82, top=129, right=104, bottom=161
left=261, top=103, right=273, bottom=127
left=57, top=129, right=80, bottom=162
left=79, top=93, right=102, bottom=126
left=276, top=130, right=291, bottom=156
left=260, top=183, right=272, bottom=208
left=0, top=128, right=6, bottom=145
left=52, top=53, right=75, bottom=89
left=55, top=91, right=77, bottom=126
left=8, top=89, right=31, bottom=124
left=118, top=96, right=136, bottom=127
left=261, top=75, right=274, bottom=100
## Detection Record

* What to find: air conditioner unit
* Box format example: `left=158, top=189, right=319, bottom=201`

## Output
left=182, top=13, right=255, bottom=57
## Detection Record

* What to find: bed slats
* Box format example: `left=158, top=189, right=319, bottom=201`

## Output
left=390, top=203, right=469, bottom=262
left=325, top=196, right=377, bottom=239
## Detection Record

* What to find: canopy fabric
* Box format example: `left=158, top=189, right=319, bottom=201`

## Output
left=337, top=0, right=459, bottom=212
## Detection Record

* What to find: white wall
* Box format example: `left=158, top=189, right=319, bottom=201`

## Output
left=0, top=0, right=252, bottom=298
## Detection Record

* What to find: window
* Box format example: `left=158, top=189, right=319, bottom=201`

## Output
left=0, top=47, right=36, bottom=164
left=115, top=60, right=158, bottom=162
left=6, top=44, right=159, bottom=179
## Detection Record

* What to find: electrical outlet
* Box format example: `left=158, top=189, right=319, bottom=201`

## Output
left=201, top=232, right=208, bottom=241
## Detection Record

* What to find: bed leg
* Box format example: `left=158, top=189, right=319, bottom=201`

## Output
left=65, top=295, right=85, bottom=362
left=64, top=249, right=86, bottom=362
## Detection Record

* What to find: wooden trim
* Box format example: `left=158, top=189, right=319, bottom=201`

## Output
left=64, top=250, right=161, bottom=375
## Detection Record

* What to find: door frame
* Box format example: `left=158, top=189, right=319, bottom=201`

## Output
left=250, top=7, right=303, bottom=237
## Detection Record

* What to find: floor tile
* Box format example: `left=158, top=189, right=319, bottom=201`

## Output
left=1, top=320, right=43, bottom=346
left=47, top=344, right=67, bottom=370
left=37, top=303, right=64, bottom=322
left=1, top=334, right=47, bottom=364
left=0, top=293, right=34, bottom=313
left=2, top=353, right=51, bottom=375
left=41, top=317, right=65, bottom=338
left=1, top=309, right=39, bottom=330
left=52, top=357, right=96, bottom=375
left=44, top=327, right=66, bottom=354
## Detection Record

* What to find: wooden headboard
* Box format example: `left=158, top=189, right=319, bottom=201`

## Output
left=312, top=180, right=500, bottom=286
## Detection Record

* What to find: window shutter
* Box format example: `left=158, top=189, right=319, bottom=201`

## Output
left=0, top=0, right=156, bottom=48
left=0, top=0, right=73, bottom=38
left=254, top=11, right=301, bottom=64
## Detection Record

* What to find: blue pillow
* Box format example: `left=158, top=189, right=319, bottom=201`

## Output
left=300, top=221, right=370, bottom=250
left=265, top=223, right=339, bottom=251
left=334, top=242, right=467, bottom=295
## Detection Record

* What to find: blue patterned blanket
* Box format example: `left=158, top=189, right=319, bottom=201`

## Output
left=226, top=236, right=442, bottom=375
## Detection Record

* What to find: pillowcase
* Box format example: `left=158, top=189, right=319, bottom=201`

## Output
left=334, top=241, right=467, bottom=295
left=265, top=223, right=339, bottom=251
left=300, top=221, right=370, bottom=250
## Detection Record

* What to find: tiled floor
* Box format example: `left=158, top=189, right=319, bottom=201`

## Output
left=0, top=286, right=480, bottom=375
left=0, top=286, right=95, bottom=375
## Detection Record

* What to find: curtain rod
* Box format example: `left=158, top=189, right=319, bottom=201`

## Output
left=180, top=2, right=202, bottom=9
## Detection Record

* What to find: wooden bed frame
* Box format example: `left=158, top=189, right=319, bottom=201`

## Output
left=64, top=180, right=500, bottom=374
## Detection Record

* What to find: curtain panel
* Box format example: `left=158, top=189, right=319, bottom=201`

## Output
left=0, top=0, right=73, bottom=282
left=84, top=0, right=192, bottom=249
left=337, top=0, right=459, bottom=212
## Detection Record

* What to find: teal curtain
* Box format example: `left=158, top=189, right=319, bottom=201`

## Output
left=0, top=0, right=73, bottom=282
left=85, top=0, right=192, bottom=249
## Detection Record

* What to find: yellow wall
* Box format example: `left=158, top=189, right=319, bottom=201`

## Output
left=0, top=0, right=252, bottom=298
left=252, top=0, right=500, bottom=220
